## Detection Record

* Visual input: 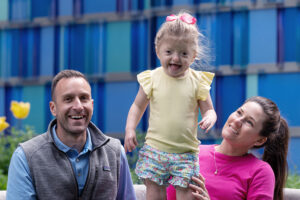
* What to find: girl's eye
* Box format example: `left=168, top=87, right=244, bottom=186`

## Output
left=166, top=50, right=171, bottom=54
left=182, top=52, right=187, bottom=56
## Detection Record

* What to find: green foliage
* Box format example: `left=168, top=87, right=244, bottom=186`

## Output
left=0, top=126, right=36, bottom=189
left=126, top=131, right=146, bottom=184
left=286, top=173, right=300, bottom=189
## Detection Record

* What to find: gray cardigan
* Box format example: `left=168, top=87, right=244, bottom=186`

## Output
left=21, top=119, right=121, bottom=200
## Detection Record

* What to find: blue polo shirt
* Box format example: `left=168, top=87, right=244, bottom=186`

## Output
left=7, top=127, right=136, bottom=200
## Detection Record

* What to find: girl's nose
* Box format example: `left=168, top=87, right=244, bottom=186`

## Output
left=172, top=53, right=179, bottom=62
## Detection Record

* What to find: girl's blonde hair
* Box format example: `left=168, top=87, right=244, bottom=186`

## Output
left=155, top=11, right=209, bottom=65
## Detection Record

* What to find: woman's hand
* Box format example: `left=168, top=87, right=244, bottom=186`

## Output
left=189, top=174, right=210, bottom=200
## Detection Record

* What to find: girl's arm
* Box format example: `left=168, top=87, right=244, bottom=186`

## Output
left=124, top=86, right=149, bottom=152
left=198, top=93, right=217, bottom=133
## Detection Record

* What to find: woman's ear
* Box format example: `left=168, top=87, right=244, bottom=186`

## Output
left=254, top=137, right=267, bottom=147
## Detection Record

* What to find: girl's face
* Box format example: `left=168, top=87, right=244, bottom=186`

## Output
left=222, top=101, right=267, bottom=149
left=156, top=35, right=196, bottom=78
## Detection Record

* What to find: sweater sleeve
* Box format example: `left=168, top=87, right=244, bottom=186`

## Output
left=247, top=162, right=275, bottom=200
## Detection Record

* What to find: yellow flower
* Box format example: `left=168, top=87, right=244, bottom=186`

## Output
left=0, top=117, right=9, bottom=132
left=10, top=101, right=31, bottom=119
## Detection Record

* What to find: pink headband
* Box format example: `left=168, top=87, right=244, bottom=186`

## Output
left=166, top=14, right=197, bottom=25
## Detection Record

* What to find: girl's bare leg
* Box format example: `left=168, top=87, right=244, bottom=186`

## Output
left=145, top=179, right=167, bottom=200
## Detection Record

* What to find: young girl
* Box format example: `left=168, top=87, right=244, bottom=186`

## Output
left=125, top=12, right=217, bottom=199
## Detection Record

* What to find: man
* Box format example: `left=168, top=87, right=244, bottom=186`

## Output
left=7, top=70, right=136, bottom=200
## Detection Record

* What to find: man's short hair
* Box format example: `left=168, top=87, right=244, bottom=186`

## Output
left=51, top=70, right=89, bottom=100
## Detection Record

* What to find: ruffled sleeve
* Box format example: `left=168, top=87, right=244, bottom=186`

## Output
left=137, top=70, right=153, bottom=99
left=196, top=71, right=215, bottom=101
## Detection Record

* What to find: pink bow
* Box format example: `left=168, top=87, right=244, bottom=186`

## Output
left=166, top=14, right=197, bottom=24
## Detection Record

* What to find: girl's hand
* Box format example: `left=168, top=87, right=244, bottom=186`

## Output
left=124, top=129, right=138, bottom=153
left=189, top=175, right=210, bottom=200
left=198, top=110, right=217, bottom=133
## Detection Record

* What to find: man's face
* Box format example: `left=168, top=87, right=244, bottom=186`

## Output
left=50, top=77, right=94, bottom=137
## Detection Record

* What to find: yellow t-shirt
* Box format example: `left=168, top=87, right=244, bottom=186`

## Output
left=137, top=67, right=214, bottom=153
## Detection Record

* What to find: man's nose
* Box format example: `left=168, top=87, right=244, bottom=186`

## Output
left=72, top=97, right=83, bottom=110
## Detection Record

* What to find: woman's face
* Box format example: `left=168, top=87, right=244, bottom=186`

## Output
left=222, top=101, right=267, bottom=149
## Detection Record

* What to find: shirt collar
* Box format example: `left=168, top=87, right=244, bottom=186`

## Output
left=52, top=125, right=93, bottom=153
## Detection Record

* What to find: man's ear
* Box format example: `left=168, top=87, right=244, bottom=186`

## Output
left=49, top=101, right=56, bottom=117
left=254, top=137, right=267, bottom=147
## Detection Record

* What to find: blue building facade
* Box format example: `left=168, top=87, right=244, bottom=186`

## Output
left=0, top=0, right=299, bottom=173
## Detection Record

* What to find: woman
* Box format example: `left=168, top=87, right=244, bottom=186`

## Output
left=167, top=96, right=289, bottom=200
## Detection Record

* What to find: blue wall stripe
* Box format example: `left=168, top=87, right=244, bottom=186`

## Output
left=0, top=0, right=9, bottom=21
left=23, top=85, right=46, bottom=133
left=258, top=73, right=300, bottom=126
left=40, top=26, right=55, bottom=76
left=0, top=87, right=4, bottom=116
left=246, top=74, right=258, bottom=99
left=104, top=82, right=139, bottom=134
left=249, top=9, right=277, bottom=64
left=106, top=21, right=131, bottom=73
left=216, top=75, right=246, bottom=128
left=233, top=11, right=248, bottom=67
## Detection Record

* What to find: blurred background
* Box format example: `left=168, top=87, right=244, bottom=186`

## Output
left=0, top=0, right=299, bottom=176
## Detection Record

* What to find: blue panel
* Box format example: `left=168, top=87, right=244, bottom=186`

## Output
left=10, top=0, right=30, bottom=21
left=83, top=0, right=116, bottom=14
left=216, top=12, right=232, bottom=66
left=84, top=24, right=100, bottom=75
left=0, top=31, right=2, bottom=78
left=5, top=86, right=22, bottom=126
left=246, top=74, right=258, bottom=99
left=0, top=0, right=9, bottom=21
left=26, top=29, right=34, bottom=77
left=216, top=75, right=245, bottom=128
left=44, top=83, right=52, bottom=126
left=198, top=13, right=217, bottom=67
left=173, top=0, right=194, bottom=5
left=258, top=73, right=300, bottom=126
left=106, top=21, right=131, bottom=73
left=40, top=26, right=55, bottom=76
left=58, top=25, right=70, bottom=72
left=0, top=87, right=4, bottom=116
left=95, top=83, right=105, bottom=131
left=69, top=24, right=85, bottom=73
left=0, top=30, right=11, bottom=79
left=10, top=29, right=21, bottom=77
left=131, top=20, right=148, bottom=73
left=288, top=138, right=300, bottom=174
left=31, top=0, right=55, bottom=19
left=20, top=29, right=29, bottom=78
left=58, top=0, right=73, bottom=16
left=233, top=11, right=248, bottom=67
left=282, top=8, right=298, bottom=62
left=23, top=85, right=46, bottom=133
left=249, top=9, right=277, bottom=64
left=104, top=82, right=140, bottom=134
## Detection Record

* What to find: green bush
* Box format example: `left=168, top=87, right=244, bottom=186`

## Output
left=0, top=126, right=36, bottom=189
left=286, top=173, right=300, bottom=189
